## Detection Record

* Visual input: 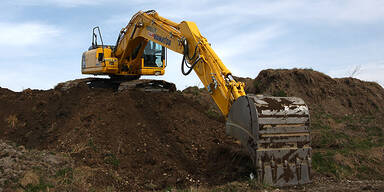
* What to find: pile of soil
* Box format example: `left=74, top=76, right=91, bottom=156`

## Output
left=236, top=69, right=384, bottom=115
left=236, top=69, right=384, bottom=180
left=0, top=79, right=251, bottom=191
left=0, top=68, right=383, bottom=191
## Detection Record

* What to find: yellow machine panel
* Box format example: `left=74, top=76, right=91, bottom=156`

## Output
left=81, top=47, right=118, bottom=75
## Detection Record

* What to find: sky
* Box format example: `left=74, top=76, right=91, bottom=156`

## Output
left=0, top=0, right=383, bottom=91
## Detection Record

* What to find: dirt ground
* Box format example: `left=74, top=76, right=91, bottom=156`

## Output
left=0, top=79, right=252, bottom=191
left=0, top=69, right=383, bottom=191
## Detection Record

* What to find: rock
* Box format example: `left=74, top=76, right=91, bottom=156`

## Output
left=2, top=157, right=14, bottom=169
left=144, top=183, right=157, bottom=190
left=17, top=146, right=26, bottom=153
left=19, top=171, right=39, bottom=187
left=46, top=154, right=61, bottom=165
left=0, top=178, right=6, bottom=185
left=3, top=168, right=12, bottom=174
left=361, top=185, right=375, bottom=190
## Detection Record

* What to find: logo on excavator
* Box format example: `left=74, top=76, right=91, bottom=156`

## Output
left=147, top=26, right=171, bottom=46
left=146, top=26, right=157, bottom=33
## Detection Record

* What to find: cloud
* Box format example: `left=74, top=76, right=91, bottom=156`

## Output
left=99, top=1, right=384, bottom=88
left=0, top=22, right=59, bottom=47
left=9, top=0, right=384, bottom=23
left=0, top=54, right=84, bottom=91
left=1, top=0, right=383, bottom=91
left=11, top=0, right=108, bottom=7
left=214, top=25, right=284, bottom=59
left=184, top=0, right=384, bottom=23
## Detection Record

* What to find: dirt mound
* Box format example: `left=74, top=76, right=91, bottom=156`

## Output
left=0, top=69, right=383, bottom=190
left=236, top=69, right=384, bottom=180
left=0, top=80, right=250, bottom=191
left=237, top=69, right=384, bottom=115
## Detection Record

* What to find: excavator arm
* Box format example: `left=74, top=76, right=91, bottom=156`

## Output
left=114, top=10, right=245, bottom=116
left=81, top=10, right=312, bottom=186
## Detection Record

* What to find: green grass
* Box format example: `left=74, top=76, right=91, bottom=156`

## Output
left=356, top=165, right=384, bottom=180
left=205, top=108, right=221, bottom=121
left=104, top=153, right=120, bottom=168
left=56, top=168, right=73, bottom=177
left=24, top=178, right=54, bottom=192
left=88, top=138, right=97, bottom=151
left=253, top=80, right=261, bottom=93
left=312, top=151, right=338, bottom=176
left=272, top=90, right=287, bottom=97
left=311, top=121, right=331, bottom=130
left=310, top=110, right=384, bottom=179
left=56, top=167, right=74, bottom=185
left=366, top=126, right=383, bottom=137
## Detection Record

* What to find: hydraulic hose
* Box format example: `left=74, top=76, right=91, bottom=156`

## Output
left=181, top=39, right=201, bottom=75
left=181, top=55, right=202, bottom=75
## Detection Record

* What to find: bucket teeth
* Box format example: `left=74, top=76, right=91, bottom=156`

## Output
left=226, top=94, right=311, bottom=187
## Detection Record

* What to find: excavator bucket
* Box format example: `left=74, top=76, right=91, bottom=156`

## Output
left=226, top=95, right=311, bottom=187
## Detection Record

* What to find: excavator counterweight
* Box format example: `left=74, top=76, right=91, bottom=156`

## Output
left=81, top=10, right=311, bottom=187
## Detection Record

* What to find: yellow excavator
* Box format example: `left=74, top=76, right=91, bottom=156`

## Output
left=81, top=10, right=311, bottom=186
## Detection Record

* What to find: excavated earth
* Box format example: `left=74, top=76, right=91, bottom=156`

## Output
left=0, top=69, right=383, bottom=191
left=0, top=79, right=250, bottom=191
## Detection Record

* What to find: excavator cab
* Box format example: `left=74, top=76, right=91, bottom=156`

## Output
left=82, top=27, right=166, bottom=77
left=140, top=40, right=166, bottom=75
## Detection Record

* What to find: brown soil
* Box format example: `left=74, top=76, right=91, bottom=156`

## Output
left=0, top=69, right=383, bottom=191
left=0, top=79, right=251, bottom=191
left=236, top=69, right=384, bottom=116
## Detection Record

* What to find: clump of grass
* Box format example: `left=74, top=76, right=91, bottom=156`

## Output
left=205, top=108, right=221, bottom=120
left=88, top=138, right=97, bottom=151
left=56, top=168, right=73, bottom=177
left=312, top=151, right=338, bottom=176
left=356, top=165, right=384, bottom=180
left=253, top=80, right=262, bottom=93
left=6, top=114, right=18, bottom=128
left=366, top=126, right=383, bottom=137
left=272, top=90, right=287, bottom=97
left=104, top=153, right=119, bottom=168
left=25, top=178, right=54, bottom=192
left=56, top=167, right=73, bottom=185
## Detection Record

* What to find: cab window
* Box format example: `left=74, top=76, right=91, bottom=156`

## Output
left=143, top=40, right=164, bottom=68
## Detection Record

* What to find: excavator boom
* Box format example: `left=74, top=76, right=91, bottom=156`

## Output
left=81, top=10, right=311, bottom=186
left=114, top=10, right=245, bottom=115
